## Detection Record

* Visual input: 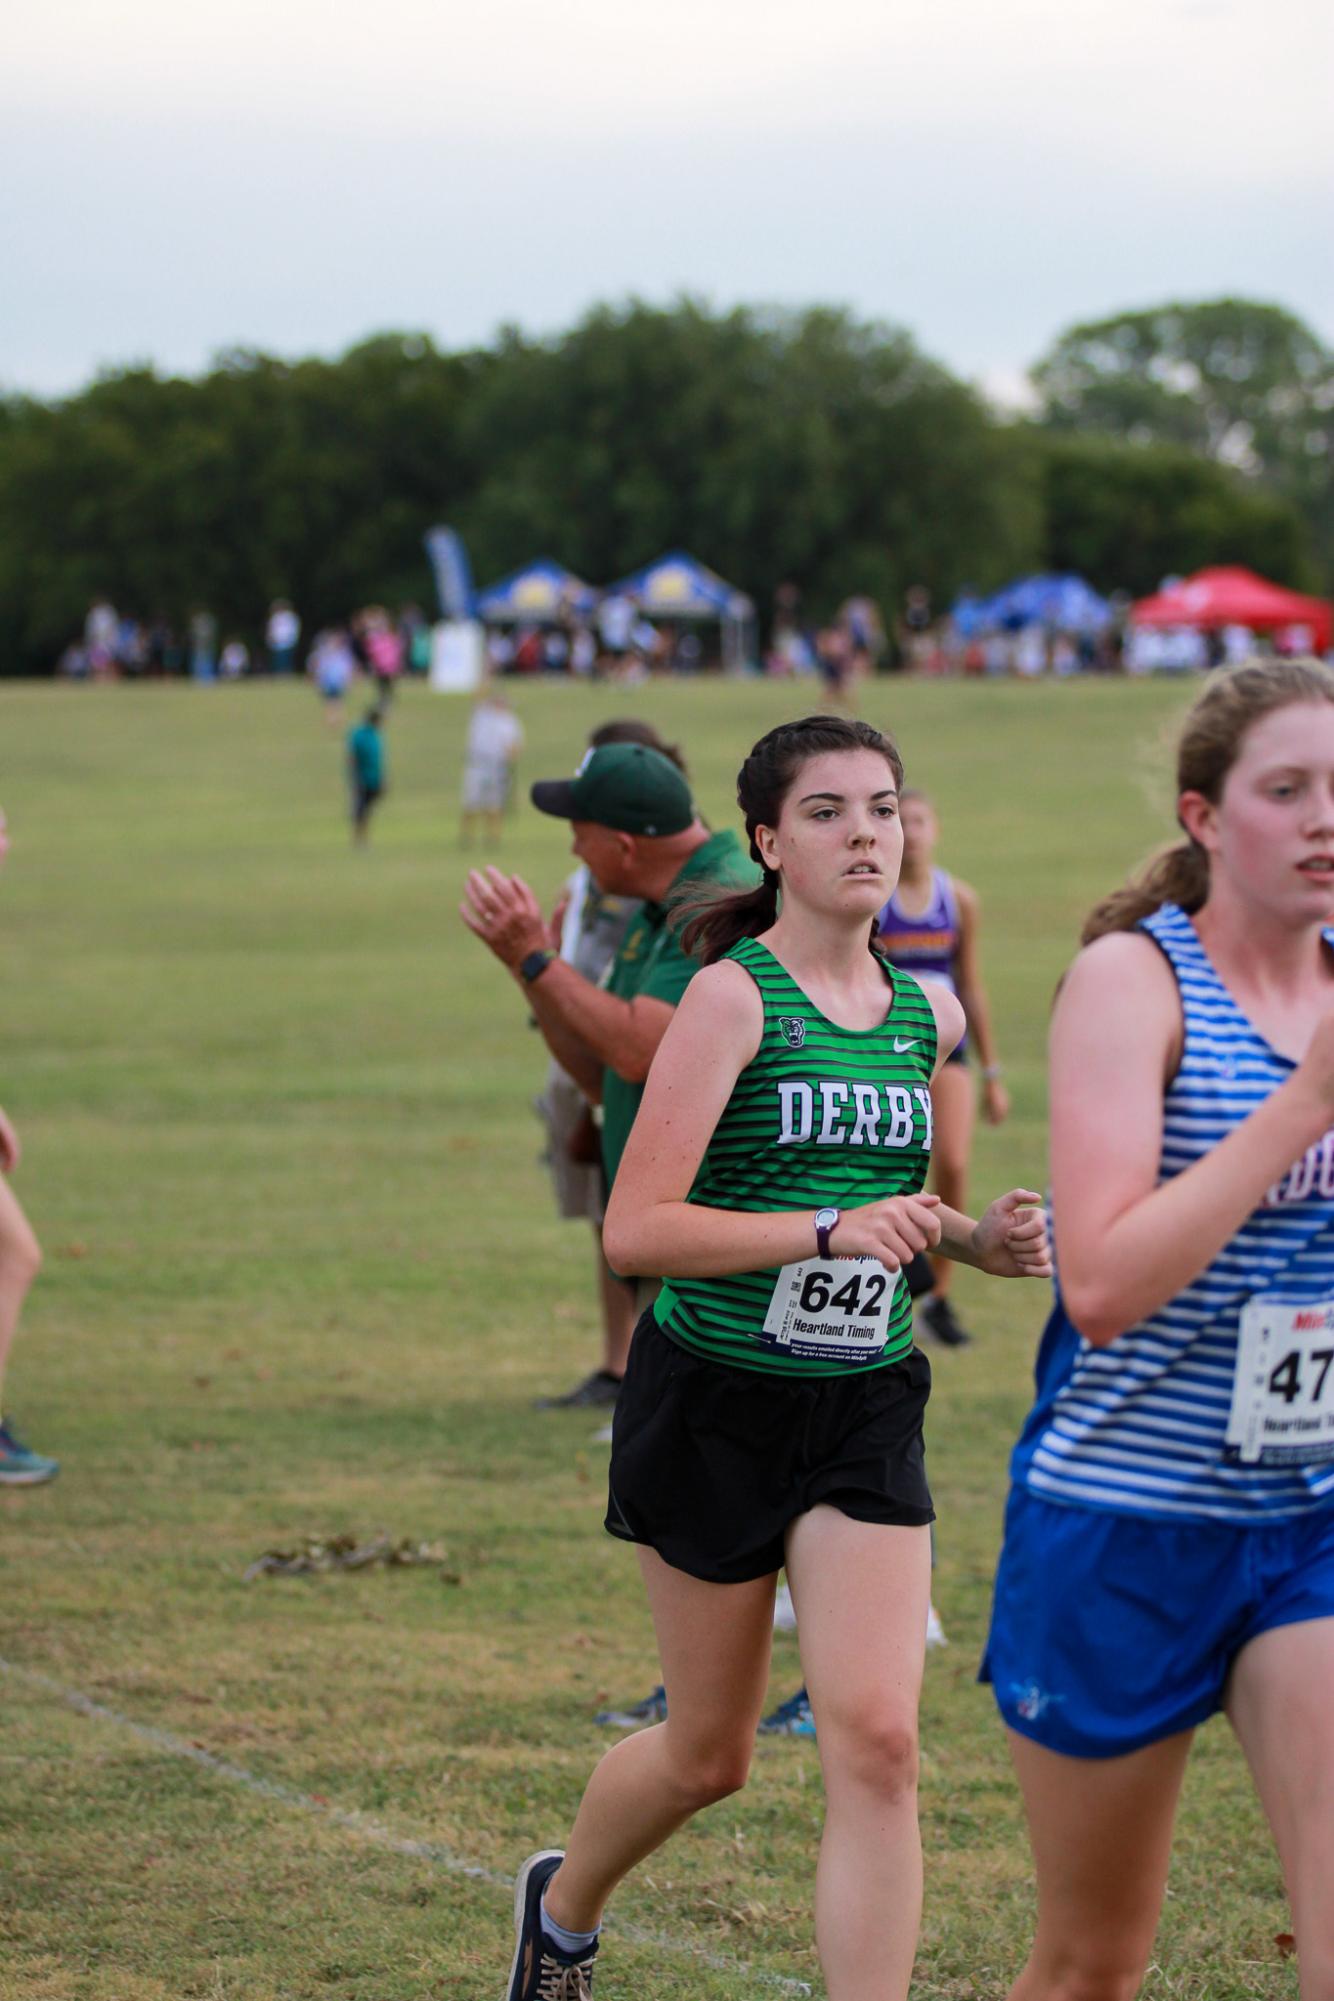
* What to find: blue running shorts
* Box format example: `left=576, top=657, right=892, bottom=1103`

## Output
left=981, top=1485, right=1334, bottom=1759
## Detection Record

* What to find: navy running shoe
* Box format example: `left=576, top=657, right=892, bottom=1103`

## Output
left=758, top=1685, right=816, bottom=1737
left=594, top=1684, right=667, bottom=1729
left=505, top=1850, right=598, bottom=2001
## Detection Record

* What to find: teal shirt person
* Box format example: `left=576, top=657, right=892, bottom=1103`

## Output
left=347, top=716, right=384, bottom=792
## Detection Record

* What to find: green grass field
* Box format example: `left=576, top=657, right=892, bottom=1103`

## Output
left=0, top=675, right=1302, bottom=1999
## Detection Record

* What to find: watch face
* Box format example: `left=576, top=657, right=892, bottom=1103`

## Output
left=814, top=1208, right=839, bottom=1229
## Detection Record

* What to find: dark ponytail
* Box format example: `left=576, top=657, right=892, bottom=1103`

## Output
left=678, top=715, right=904, bottom=963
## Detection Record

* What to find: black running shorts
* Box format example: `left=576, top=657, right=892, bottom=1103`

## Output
left=605, top=1309, right=934, bottom=1583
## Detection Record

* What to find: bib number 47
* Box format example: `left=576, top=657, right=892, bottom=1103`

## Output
left=1268, top=1347, right=1334, bottom=1405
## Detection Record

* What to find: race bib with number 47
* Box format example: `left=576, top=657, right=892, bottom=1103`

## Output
left=1225, top=1296, right=1334, bottom=1466
left=762, top=1257, right=896, bottom=1361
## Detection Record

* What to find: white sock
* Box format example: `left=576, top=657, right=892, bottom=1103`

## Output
left=540, top=1892, right=600, bottom=1956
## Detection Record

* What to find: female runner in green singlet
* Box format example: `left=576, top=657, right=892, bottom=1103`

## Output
left=500, top=716, right=1051, bottom=2001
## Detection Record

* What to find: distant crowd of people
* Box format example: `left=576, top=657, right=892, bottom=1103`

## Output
left=57, top=598, right=433, bottom=687
left=484, top=598, right=708, bottom=681
left=54, top=581, right=1329, bottom=698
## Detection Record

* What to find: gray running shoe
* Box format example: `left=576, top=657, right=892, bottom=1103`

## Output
left=534, top=1371, right=623, bottom=1411
left=919, top=1295, right=973, bottom=1348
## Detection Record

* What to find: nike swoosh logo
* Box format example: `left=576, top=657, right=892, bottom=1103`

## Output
left=893, top=1036, right=918, bottom=1052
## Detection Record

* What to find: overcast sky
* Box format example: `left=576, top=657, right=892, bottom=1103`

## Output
left=6, top=0, right=1332, bottom=405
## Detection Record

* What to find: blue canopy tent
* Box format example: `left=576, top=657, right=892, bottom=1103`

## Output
left=474, top=558, right=598, bottom=625
left=954, top=573, right=1111, bottom=636
left=606, top=550, right=755, bottom=669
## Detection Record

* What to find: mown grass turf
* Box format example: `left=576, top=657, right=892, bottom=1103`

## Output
left=0, top=675, right=1300, bottom=1998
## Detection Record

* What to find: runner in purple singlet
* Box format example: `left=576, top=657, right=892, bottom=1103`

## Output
left=876, top=789, right=1010, bottom=1346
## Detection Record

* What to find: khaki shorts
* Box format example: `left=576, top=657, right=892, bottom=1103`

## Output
left=534, top=1064, right=604, bottom=1223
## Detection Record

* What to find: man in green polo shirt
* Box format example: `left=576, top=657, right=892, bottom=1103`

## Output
left=462, top=740, right=754, bottom=1732
left=459, top=740, right=753, bottom=1361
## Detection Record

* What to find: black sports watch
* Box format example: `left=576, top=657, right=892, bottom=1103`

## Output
left=814, top=1206, right=840, bottom=1260
left=519, top=948, right=555, bottom=984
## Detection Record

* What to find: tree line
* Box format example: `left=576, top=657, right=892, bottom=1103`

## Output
left=0, top=296, right=1328, bottom=675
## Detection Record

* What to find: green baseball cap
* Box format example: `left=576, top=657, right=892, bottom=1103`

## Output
left=530, top=743, right=694, bottom=837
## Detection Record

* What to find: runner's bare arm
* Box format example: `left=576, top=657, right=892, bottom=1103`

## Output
left=953, top=879, right=1009, bottom=1121
left=604, top=966, right=945, bottom=1279
left=1053, top=931, right=1334, bottom=1345
left=923, top=983, right=966, bottom=1075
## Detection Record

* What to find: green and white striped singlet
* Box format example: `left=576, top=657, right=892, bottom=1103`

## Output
left=656, top=934, right=937, bottom=1376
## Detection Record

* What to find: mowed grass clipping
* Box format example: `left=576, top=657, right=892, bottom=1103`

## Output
left=0, top=676, right=1300, bottom=2000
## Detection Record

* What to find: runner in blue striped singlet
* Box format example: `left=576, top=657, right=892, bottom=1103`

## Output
left=502, top=716, right=1051, bottom=2001
left=983, top=660, right=1334, bottom=2001
left=877, top=789, right=1011, bottom=1347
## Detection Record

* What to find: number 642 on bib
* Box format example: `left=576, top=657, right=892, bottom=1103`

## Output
left=762, top=1257, right=896, bottom=1360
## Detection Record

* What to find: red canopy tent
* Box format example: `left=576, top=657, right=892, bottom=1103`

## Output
left=1131, top=567, right=1332, bottom=653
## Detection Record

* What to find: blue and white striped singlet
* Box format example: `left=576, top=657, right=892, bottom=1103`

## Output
left=1012, top=902, right=1334, bottom=1525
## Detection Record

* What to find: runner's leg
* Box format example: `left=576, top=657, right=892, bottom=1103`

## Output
left=1004, top=1729, right=1193, bottom=2000
left=1226, top=1618, right=1334, bottom=2001
left=0, top=1176, right=42, bottom=1401
left=784, top=1507, right=929, bottom=2001
left=544, top=1550, right=776, bottom=1932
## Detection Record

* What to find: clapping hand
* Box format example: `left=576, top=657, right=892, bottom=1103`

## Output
left=460, top=866, right=553, bottom=973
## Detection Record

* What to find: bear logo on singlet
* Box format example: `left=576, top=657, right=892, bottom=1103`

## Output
left=778, top=1016, right=806, bottom=1050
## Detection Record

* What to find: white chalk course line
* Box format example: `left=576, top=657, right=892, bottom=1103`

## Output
left=2, top=1655, right=812, bottom=1997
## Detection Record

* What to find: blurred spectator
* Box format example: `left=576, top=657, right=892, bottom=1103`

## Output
left=188, top=609, right=218, bottom=683
left=631, top=615, right=660, bottom=670
left=1014, top=626, right=1046, bottom=677
left=570, top=625, right=597, bottom=678
left=899, top=584, right=933, bottom=671
left=486, top=628, right=515, bottom=675
left=346, top=705, right=387, bottom=844
left=841, top=595, right=886, bottom=670
left=308, top=626, right=358, bottom=724
left=400, top=605, right=431, bottom=676
left=1052, top=633, right=1079, bottom=678
left=85, top=597, right=118, bottom=677
left=117, top=617, right=146, bottom=677
left=983, top=631, right=1012, bottom=676
left=460, top=686, right=524, bottom=848
left=597, top=592, right=635, bottom=669
left=266, top=599, right=301, bottom=674
left=220, top=637, right=250, bottom=679
left=815, top=621, right=853, bottom=702
left=145, top=615, right=178, bottom=676
left=363, top=608, right=404, bottom=702
left=513, top=626, right=543, bottom=675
